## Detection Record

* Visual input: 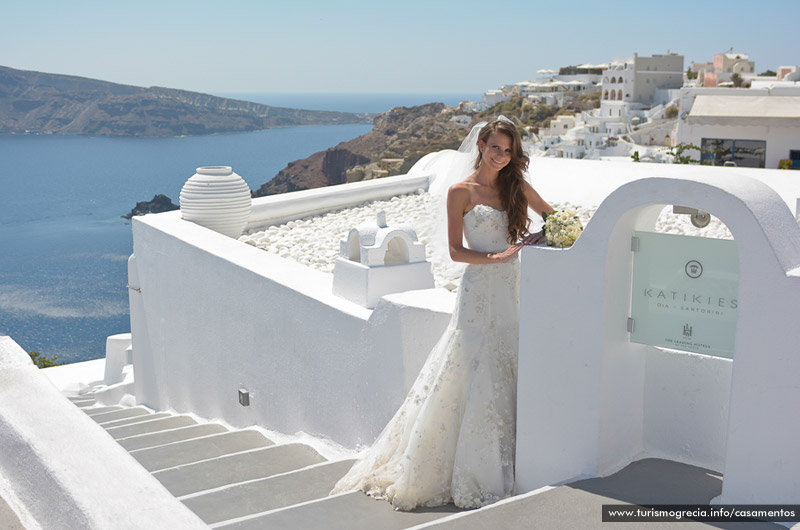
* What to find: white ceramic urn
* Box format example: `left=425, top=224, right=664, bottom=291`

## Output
left=179, top=166, right=252, bottom=238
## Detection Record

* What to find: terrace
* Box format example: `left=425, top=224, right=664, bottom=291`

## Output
left=2, top=155, right=799, bottom=529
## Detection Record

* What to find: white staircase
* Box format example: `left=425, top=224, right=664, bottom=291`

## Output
left=67, top=396, right=789, bottom=530
left=67, top=396, right=464, bottom=529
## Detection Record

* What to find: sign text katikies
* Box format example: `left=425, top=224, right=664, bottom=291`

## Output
left=630, top=231, right=738, bottom=358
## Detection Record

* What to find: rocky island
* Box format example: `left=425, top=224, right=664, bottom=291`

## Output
left=122, top=194, right=179, bottom=219
left=0, top=65, right=371, bottom=137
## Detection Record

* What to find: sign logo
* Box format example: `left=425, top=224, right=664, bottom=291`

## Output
left=685, top=260, right=703, bottom=279
left=683, top=324, right=692, bottom=338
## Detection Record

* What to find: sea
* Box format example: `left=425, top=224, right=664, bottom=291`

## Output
left=0, top=93, right=479, bottom=364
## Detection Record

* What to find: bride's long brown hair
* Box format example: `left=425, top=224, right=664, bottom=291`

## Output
left=474, top=119, right=530, bottom=243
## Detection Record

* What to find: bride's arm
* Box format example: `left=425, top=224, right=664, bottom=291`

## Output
left=447, top=185, right=521, bottom=264
left=522, top=181, right=554, bottom=245
left=523, top=181, right=554, bottom=217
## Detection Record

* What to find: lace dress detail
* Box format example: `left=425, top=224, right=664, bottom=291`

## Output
left=330, top=204, right=520, bottom=510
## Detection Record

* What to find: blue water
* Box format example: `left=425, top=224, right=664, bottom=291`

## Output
left=0, top=93, right=479, bottom=363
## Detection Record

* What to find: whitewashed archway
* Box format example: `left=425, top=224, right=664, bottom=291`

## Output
left=516, top=174, right=800, bottom=505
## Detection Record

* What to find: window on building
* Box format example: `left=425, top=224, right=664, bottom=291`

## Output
left=790, top=150, right=800, bottom=169
left=701, top=138, right=766, bottom=168
left=618, top=89, right=622, bottom=100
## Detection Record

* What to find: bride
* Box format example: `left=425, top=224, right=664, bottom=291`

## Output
left=331, top=118, right=553, bottom=510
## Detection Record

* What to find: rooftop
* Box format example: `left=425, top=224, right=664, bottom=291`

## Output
left=690, top=95, right=800, bottom=119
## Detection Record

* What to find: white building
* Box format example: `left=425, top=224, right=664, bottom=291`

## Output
left=481, top=89, right=508, bottom=108
left=537, top=52, right=682, bottom=156
left=544, top=114, right=578, bottom=135
left=675, top=86, right=800, bottom=168
left=601, top=53, right=684, bottom=106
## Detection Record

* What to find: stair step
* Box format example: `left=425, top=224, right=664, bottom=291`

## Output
left=218, top=490, right=460, bottom=530
left=71, top=398, right=96, bottom=407
left=155, top=442, right=329, bottom=498
left=182, top=458, right=354, bottom=525
left=106, top=415, right=198, bottom=440
left=83, top=405, right=123, bottom=416
left=67, top=395, right=95, bottom=403
left=89, top=407, right=151, bottom=424
left=99, top=412, right=173, bottom=430
left=119, top=423, right=229, bottom=451
left=130, top=430, right=274, bottom=472
left=408, top=458, right=787, bottom=530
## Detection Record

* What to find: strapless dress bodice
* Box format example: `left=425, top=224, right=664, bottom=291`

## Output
left=463, top=204, right=509, bottom=253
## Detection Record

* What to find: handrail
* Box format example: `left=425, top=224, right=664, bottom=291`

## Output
left=247, top=173, right=432, bottom=229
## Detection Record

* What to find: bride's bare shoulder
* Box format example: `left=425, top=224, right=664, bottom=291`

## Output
left=447, top=180, right=473, bottom=199
left=448, top=173, right=478, bottom=193
left=447, top=182, right=473, bottom=213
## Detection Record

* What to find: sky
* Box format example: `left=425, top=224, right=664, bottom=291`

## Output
left=2, top=0, right=798, bottom=95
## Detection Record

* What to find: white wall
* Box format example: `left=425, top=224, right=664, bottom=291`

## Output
left=128, top=162, right=800, bottom=503
left=642, top=348, right=732, bottom=471
left=130, top=175, right=454, bottom=448
left=654, top=88, right=680, bottom=107
left=546, top=115, right=577, bottom=134
left=515, top=173, right=800, bottom=506
left=676, top=121, right=800, bottom=169
left=628, top=120, right=677, bottom=146
left=0, top=336, right=206, bottom=530
left=674, top=84, right=800, bottom=164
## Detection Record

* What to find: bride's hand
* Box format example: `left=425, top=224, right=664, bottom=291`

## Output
left=489, top=230, right=547, bottom=263
left=489, top=244, right=524, bottom=263
left=522, top=231, right=547, bottom=246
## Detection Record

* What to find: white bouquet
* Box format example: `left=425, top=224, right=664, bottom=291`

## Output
left=542, top=209, right=583, bottom=248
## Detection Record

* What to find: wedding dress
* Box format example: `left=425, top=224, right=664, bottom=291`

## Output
left=331, top=203, right=520, bottom=510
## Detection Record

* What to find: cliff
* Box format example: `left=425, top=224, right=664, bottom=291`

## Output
left=0, top=65, right=371, bottom=137
left=253, top=103, right=471, bottom=196
left=253, top=94, right=603, bottom=197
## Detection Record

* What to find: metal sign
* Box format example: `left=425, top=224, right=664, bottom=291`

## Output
left=629, top=231, right=738, bottom=358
